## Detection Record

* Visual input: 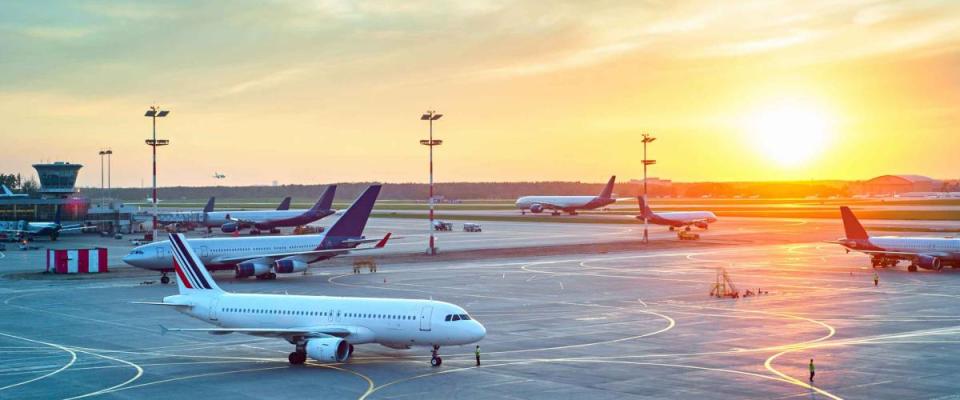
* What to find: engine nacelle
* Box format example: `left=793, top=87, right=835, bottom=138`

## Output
left=221, top=223, right=239, bottom=233
left=236, top=262, right=270, bottom=278
left=306, top=338, right=351, bottom=363
left=917, top=255, right=942, bottom=271
left=275, top=259, right=308, bottom=274
left=694, top=222, right=709, bottom=229
left=529, top=204, right=544, bottom=213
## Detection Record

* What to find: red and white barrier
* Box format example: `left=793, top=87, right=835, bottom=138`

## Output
left=46, top=248, right=109, bottom=274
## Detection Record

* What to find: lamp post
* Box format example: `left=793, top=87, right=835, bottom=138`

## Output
left=98, top=150, right=106, bottom=205
left=641, top=133, right=657, bottom=244
left=420, top=110, right=443, bottom=255
left=145, top=106, right=170, bottom=241
left=105, top=149, right=112, bottom=194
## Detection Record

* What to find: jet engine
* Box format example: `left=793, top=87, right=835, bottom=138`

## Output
left=694, top=222, right=709, bottom=229
left=917, top=255, right=943, bottom=271
left=529, top=204, right=544, bottom=213
left=306, top=338, right=351, bottom=362
left=220, top=223, right=239, bottom=233
left=275, top=259, right=308, bottom=274
left=236, top=261, right=270, bottom=278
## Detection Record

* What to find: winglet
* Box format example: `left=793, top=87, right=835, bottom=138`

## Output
left=203, top=197, right=216, bottom=213
left=599, top=176, right=616, bottom=199
left=375, top=232, right=392, bottom=248
left=840, top=206, right=869, bottom=240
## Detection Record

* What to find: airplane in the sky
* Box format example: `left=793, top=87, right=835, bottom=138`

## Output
left=515, top=175, right=616, bottom=215
left=832, top=206, right=960, bottom=272
left=0, top=206, right=88, bottom=241
left=0, top=184, right=28, bottom=198
left=636, top=196, right=718, bottom=231
left=137, top=232, right=484, bottom=366
left=204, top=186, right=336, bottom=234
left=213, top=172, right=226, bottom=179
left=123, top=185, right=387, bottom=284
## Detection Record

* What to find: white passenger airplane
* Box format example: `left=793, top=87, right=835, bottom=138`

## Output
left=515, top=175, right=616, bottom=215
left=833, top=206, right=960, bottom=272
left=0, top=206, right=88, bottom=240
left=139, top=232, right=485, bottom=366
left=124, top=185, right=387, bottom=284
left=203, top=185, right=337, bottom=234
left=636, top=196, right=718, bottom=231
left=0, top=184, right=28, bottom=198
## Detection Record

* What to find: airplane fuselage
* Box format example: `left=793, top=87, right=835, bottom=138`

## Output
left=841, top=236, right=960, bottom=267
left=123, top=233, right=337, bottom=272
left=644, top=211, right=718, bottom=228
left=515, top=196, right=614, bottom=213
left=166, top=292, right=485, bottom=348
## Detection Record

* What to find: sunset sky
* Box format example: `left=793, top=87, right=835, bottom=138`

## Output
left=2, top=1, right=958, bottom=187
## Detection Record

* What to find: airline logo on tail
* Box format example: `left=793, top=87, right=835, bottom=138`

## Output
left=169, top=233, right=221, bottom=291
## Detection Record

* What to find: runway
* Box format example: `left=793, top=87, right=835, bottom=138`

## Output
left=2, top=217, right=960, bottom=399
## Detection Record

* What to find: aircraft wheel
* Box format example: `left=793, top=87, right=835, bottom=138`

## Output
left=288, top=351, right=306, bottom=365
left=684, top=226, right=691, bottom=232
left=431, top=356, right=442, bottom=367
left=908, top=264, right=918, bottom=272
left=160, top=276, right=171, bottom=284
left=268, top=273, right=277, bottom=280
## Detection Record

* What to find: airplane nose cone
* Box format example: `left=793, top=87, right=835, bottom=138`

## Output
left=472, top=322, right=487, bottom=342
left=122, top=253, right=138, bottom=266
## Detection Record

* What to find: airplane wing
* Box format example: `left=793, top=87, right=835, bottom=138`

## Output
left=160, top=325, right=352, bottom=339
left=59, top=225, right=91, bottom=232
left=212, top=233, right=392, bottom=264
left=227, top=216, right=261, bottom=225
left=132, top=301, right=193, bottom=308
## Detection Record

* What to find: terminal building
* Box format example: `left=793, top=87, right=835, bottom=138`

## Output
left=856, top=175, right=942, bottom=196
left=0, top=162, right=89, bottom=222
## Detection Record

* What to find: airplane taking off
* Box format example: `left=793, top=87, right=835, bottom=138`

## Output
left=138, top=232, right=484, bottom=366
left=124, top=185, right=387, bottom=284
left=515, top=175, right=616, bottom=215
left=206, top=186, right=337, bottom=234
left=0, top=184, right=28, bottom=198
left=213, top=172, right=226, bottom=179
left=833, top=206, right=960, bottom=272
left=0, top=206, right=88, bottom=240
left=636, top=197, right=717, bottom=231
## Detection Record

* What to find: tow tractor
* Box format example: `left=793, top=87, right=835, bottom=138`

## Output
left=678, top=230, right=699, bottom=240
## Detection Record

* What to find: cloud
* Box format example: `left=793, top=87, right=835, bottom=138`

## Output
left=19, top=26, right=96, bottom=40
left=222, top=68, right=308, bottom=96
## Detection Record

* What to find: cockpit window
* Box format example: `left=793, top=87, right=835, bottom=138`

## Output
left=445, top=314, right=452, bottom=321
left=459, top=314, right=471, bottom=320
left=452, top=314, right=461, bottom=321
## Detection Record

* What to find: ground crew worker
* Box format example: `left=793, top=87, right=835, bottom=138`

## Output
left=809, top=359, right=815, bottom=382
left=874, top=270, right=879, bottom=287
left=475, top=345, right=481, bottom=366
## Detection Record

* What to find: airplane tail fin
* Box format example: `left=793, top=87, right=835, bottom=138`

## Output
left=599, top=176, right=616, bottom=199
left=1, top=184, right=12, bottom=196
left=309, top=185, right=337, bottom=213
left=167, top=233, right=223, bottom=294
left=637, top=196, right=654, bottom=218
left=324, top=185, right=381, bottom=240
left=840, top=206, right=869, bottom=240
left=203, top=197, right=216, bottom=213
left=276, top=196, right=292, bottom=211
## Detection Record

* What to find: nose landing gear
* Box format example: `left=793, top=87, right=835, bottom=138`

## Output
left=160, top=273, right=170, bottom=284
left=430, top=345, right=442, bottom=367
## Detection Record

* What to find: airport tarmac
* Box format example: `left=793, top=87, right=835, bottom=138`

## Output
left=2, top=218, right=960, bottom=399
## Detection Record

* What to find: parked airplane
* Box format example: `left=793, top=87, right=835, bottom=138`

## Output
left=0, top=184, right=28, bottom=198
left=636, top=196, right=717, bottom=231
left=138, top=232, right=484, bottom=366
left=276, top=196, right=292, bottom=211
left=205, top=186, right=336, bottom=234
left=213, top=172, right=226, bottom=179
left=156, top=197, right=216, bottom=226
left=515, top=175, right=616, bottom=215
left=0, top=206, right=88, bottom=241
left=833, top=206, right=960, bottom=272
left=124, top=185, right=387, bottom=284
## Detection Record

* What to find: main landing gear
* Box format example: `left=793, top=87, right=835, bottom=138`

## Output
left=256, top=273, right=278, bottom=280
left=430, top=345, right=443, bottom=367
left=289, top=341, right=307, bottom=365
left=160, top=273, right=171, bottom=284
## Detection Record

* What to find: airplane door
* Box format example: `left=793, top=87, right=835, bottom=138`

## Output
left=209, top=298, right=219, bottom=322
left=419, top=306, right=433, bottom=331
left=198, top=246, right=210, bottom=260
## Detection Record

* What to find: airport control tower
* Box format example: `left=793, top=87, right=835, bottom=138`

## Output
left=33, top=161, right=82, bottom=198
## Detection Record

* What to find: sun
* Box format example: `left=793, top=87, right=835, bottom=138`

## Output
left=744, top=100, right=834, bottom=167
